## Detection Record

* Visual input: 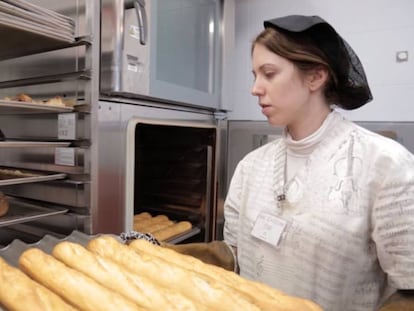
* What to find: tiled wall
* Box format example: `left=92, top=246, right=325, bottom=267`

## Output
left=225, top=0, right=414, bottom=121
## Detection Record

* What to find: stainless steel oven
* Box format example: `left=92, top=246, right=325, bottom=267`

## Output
left=96, top=100, right=226, bottom=242
left=101, top=0, right=222, bottom=110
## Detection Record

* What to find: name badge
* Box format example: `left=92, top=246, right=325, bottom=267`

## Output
left=251, top=212, right=287, bottom=247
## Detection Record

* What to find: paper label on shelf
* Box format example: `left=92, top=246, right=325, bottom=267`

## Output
left=58, top=113, right=76, bottom=140
left=55, top=147, right=76, bottom=166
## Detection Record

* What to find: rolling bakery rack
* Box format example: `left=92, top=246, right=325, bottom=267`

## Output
left=0, top=0, right=95, bottom=246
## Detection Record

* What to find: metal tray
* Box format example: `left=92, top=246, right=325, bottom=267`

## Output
left=0, top=167, right=66, bottom=186
left=0, top=230, right=118, bottom=267
left=165, top=227, right=201, bottom=244
left=0, top=15, right=73, bottom=46
left=0, top=141, right=70, bottom=148
left=3, top=0, right=75, bottom=25
left=0, top=1, right=73, bottom=33
left=0, top=16, right=75, bottom=61
left=0, top=99, right=73, bottom=114
left=0, top=196, right=68, bottom=229
left=0, top=230, right=118, bottom=311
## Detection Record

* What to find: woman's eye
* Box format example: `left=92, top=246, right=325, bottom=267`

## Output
left=264, top=72, right=275, bottom=79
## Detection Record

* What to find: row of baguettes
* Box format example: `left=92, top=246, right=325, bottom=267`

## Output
left=133, top=212, right=192, bottom=241
left=0, top=235, right=324, bottom=311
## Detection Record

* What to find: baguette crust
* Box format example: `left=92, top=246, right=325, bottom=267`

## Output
left=133, top=214, right=171, bottom=232
left=87, top=235, right=261, bottom=311
left=152, top=221, right=192, bottom=241
left=136, top=219, right=174, bottom=233
left=19, top=248, right=143, bottom=311
left=0, top=257, right=77, bottom=311
left=52, top=241, right=202, bottom=311
left=133, top=212, right=152, bottom=220
left=129, top=239, right=323, bottom=311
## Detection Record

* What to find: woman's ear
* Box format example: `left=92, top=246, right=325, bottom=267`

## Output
left=306, top=67, right=329, bottom=91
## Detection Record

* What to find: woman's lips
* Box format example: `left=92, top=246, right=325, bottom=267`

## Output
left=260, top=104, right=272, bottom=116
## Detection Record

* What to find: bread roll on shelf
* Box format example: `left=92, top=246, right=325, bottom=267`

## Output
left=44, top=96, right=65, bottom=107
left=87, top=235, right=262, bottom=311
left=52, top=241, right=203, bottom=311
left=19, top=248, right=143, bottom=311
left=4, top=93, right=35, bottom=104
left=129, top=239, right=323, bottom=311
left=0, top=257, right=77, bottom=311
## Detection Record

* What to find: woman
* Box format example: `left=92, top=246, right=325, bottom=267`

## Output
left=222, top=15, right=414, bottom=311
left=126, top=15, right=414, bottom=311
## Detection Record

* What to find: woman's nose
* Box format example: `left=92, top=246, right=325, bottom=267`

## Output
left=251, top=81, right=263, bottom=96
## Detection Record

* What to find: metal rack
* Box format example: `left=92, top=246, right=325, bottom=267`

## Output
left=0, top=0, right=95, bottom=244
left=0, top=35, right=91, bottom=61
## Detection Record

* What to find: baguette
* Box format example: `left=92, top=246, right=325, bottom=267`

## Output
left=152, top=221, right=192, bottom=241
left=133, top=214, right=170, bottom=231
left=134, top=214, right=169, bottom=224
left=133, top=212, right=152, bottom=220
left=0, top=257, right=77, bottom=311
left=129, top=239, right=323, bottom=311
left=87, top=235, right=261, bottom=311
left=52, top=241, right=203, bottom=311
left=19, top=248, right=143, bottom=311
left=137, top=219, right=174, bottom=233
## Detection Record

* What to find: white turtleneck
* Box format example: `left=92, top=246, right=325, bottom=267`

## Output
left=284, top=110, right=337, bottom=182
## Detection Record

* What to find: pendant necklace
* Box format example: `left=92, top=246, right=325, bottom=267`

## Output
left=276, top=150, right=288, bottom=209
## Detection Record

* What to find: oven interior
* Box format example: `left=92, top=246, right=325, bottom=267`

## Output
left=132, top=122, right=217, bottom=243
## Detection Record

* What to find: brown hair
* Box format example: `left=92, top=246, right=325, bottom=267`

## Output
left=252, top=27, right=339, bottom=104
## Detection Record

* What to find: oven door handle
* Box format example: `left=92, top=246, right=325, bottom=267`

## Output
left=133, top=0, right=148, bottom=45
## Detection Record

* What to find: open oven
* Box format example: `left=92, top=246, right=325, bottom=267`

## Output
left=124, top=118, right=218, bottom=243
left=94, top=100, right=226, bottom=243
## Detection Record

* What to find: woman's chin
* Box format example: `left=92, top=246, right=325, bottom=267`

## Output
left=267, top=117, right=286, bottom=127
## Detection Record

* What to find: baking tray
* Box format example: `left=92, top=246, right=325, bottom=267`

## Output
left=0, top=167, right=66, bottom=186
left=0, top=141, right=70, bottom=148
left=0, top=12, right=74, bottom=42
left=0, top=230, right=120, bottom=311
left=0, top=230, right=119, bottom=267
left=0, top=99, right=73, bottom=114
left=3, top=0, right=75, bottom=25
left=0, top=1, right=73, bottom=34
left=0, top=196, right=68, bottom=229
left=165, top=227, right=201, bottom=244
left=0, top=15, right=74, bottom=61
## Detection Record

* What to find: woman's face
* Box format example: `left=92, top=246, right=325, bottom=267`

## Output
left=251, top=43, right=313, bottom=127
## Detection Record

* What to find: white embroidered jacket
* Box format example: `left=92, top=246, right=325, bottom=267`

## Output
left=224, top=112, right=414, bottom=311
